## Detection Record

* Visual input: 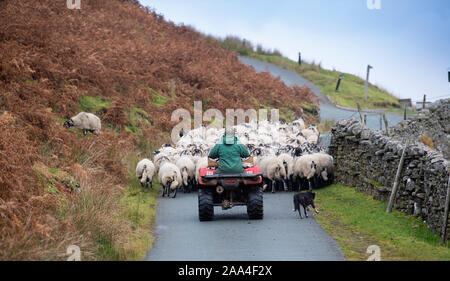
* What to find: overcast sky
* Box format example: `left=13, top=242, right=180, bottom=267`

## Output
left=139, top=0, right=450, bottom=102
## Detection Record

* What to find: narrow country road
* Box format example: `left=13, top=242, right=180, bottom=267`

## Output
left=238, top=56, right=406, bottom=130
left=145, top=192, right=344, bottom=261
left=145, top=58, right=367, bottom=261
left=238, top=56, right=331, bottom=105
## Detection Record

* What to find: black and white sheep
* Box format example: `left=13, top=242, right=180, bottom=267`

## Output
left=158, top=162, right=182, bottom=198
left=63, top=112, right=101, bottom=136
left=301, top=125, right=320, bottom=144
left=175, top=156, right=196, bottom=193
left=135, top=159, right=155, bottom=192
left=277, top=153, right=294, bottom=190
left=259, top=157, right=288, bottom=193
left=312, top=153, right=334, bottom=185
left=154, top=152, right=172, bottom=173
left=195, top=157, right=209, bottom=185
left=293, top=154, right=317, bottom=191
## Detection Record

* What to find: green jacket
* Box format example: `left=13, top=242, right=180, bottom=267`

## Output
left=208, top=136, right=250, bottom=174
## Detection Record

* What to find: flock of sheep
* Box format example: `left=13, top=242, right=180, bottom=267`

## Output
left=135, top=118, right=334, bottom=198
left=63, top=112, right=334, bottom=198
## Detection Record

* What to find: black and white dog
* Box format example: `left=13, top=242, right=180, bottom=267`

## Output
left=293, top=192, right=320, bottom=219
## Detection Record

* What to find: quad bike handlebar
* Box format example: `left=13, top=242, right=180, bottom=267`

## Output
left=207, top=156, right=254, bottom=168
left=201, top=172, right=262, bottom=180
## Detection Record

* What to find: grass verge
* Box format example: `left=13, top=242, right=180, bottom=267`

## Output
left=118, top=175, right=159, bottom=260
left=114, top=152, right=161, bottom=260
left=54, top=164, right=160, bottom=261
left=314, top=184, right=450, bottom=261
left=29, top=136, right=160, bottom=261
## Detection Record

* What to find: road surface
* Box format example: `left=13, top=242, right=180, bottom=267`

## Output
left=145, top=192, right=344, bottom=261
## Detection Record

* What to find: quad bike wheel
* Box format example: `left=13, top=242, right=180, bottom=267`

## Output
left=247, top=187, right=263, bottom=220
left=198, top=189, right=214, bottom=221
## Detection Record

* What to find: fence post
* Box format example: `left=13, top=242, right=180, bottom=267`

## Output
left=335, top=75, right=343, bottom=92
left=364, top=65, right=373, bottom=103
left=382, top=113, right=389, bottom=134
left=386, top=140, right=407, bottom=213
left=423, top=94, right=426, bottom=110
left=356, top=102, right=363, bottom=123
left=379, top=114, right=383, bottom=130
left=441, top=175, right=450, bottom=245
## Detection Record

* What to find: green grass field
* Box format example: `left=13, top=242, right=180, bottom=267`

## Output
left=246, top=53, right=401, bottom=110
left=313, top=184, right=450, bottom=261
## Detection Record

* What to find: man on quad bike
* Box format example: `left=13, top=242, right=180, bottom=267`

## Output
left=198, top=129, right=264, bottom=221
left=208, top=128, right=250, bottom=173
left=198, top=127, right=263, bottom=221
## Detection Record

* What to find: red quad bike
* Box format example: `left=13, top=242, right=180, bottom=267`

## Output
left=197, top=158, right=264, bottom=221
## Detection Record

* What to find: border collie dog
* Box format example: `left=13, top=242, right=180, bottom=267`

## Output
left=293, top=192, right=320, bottom=219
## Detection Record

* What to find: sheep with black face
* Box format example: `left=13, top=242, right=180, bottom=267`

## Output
left=259, top=157, right=288, bottom=193
left=158, top=162, right=182, bottom=198
left=63, top=112, right=101, bottom=136
left=293, top=154, right=317, bottom=191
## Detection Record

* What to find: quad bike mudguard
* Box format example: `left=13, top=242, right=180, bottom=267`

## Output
left=199, top=166, right=262, bottom=187
left=197, top=164, right=264, bottom=221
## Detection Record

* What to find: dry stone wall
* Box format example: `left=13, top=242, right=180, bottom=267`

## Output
left=391, top=98, right=449, bottom=159
left=329, top=119, right=449, bottom=240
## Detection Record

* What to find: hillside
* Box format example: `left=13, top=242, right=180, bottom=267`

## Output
left=0, top=0, right=317, bottom=260
left=247, top=54, right=401, bottom=110
left=202, top=35, right=401, bottom=110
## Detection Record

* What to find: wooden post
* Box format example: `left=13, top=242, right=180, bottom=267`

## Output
left=379, top=114, right=383, bottom=130
left=356, top=102, right=363, bottom=123
left=335, top=75, right=343, bottom=92
left=387, top=141, right=407, bottom=214
left=404, top=105, right=407, bottom=120
left=423, top=94, right=426, bottom=110
left=441, top=175, right=450, bottom=245
left=364, top=65, right=373, bottom=103
left=382, top=113, right=389, bottom=134
left=364, top=114, right=367, bottom=126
